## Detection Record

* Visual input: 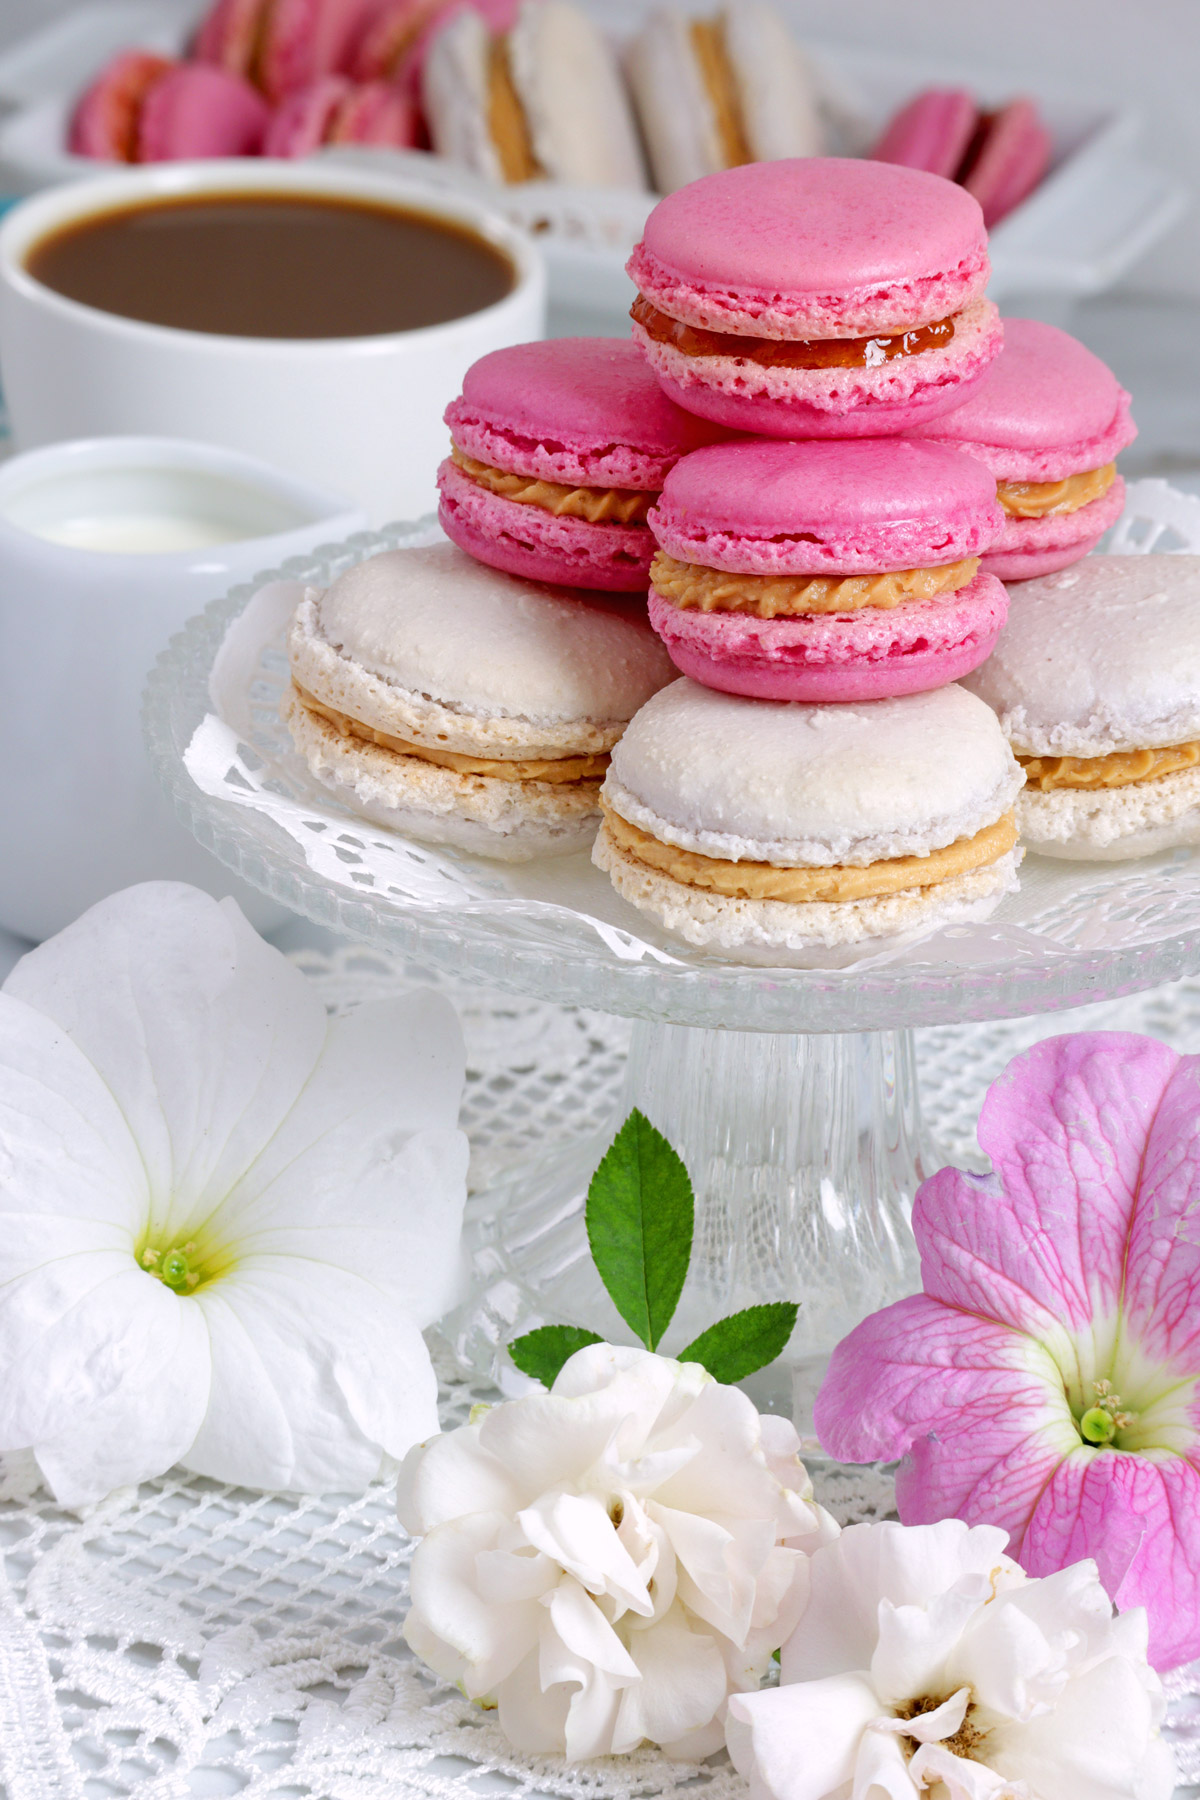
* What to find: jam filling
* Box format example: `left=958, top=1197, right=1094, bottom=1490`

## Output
left=631, top=296, right=956, bottom=369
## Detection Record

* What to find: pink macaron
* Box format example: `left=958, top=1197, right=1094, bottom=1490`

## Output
left=872, top=90, right=1053, bottom=228
left=193, top=0, right=382, bottom=99
left=137, top=62, right=271, bottom=159
left=912, top=317, right=1136, bottom=579
left=264, top=72, right=417, bottom=152
left=438, top=338, right=728, bottom=593
left=628, top=158, right=1002, bottom=440
left=69, top=50, right=176, bottom=160
left=646, top=438, right=1008, bottom=703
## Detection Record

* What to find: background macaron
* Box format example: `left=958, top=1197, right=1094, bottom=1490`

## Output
left=422, top=0, right=646, bottom=187
left=627, top=158, right=1002, bottom=438
left=439, top=337, right=728, bottom=592
left=594, top=678, right=1024, bottom=962
left=913, top=317, right=1136, bottom=579
left=193, top=0, right=380, bottom=100
left=646, top=438, right=1007, bottom=702
left=70, top=54, right=271, bottom=160
left=963, top=555, right=1200, bottom=860
left=872, top=89, right=1053, bottom=227
left=625, top=2, right=821, bottom=196
left=286, top=542, right=675, bottom=859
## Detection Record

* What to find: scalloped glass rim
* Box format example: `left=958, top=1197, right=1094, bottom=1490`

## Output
left=144, top=498, right=1200, bottom=1033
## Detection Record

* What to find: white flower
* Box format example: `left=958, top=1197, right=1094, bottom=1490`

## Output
left=727, top=1518, right=1176, bottom=1800
left=398, top=1341, right=837, bottom=1762
left=0, top=882, right=469, bottom=1506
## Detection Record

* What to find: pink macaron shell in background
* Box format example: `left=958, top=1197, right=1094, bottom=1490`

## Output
left=648, top=570, right=1008, bottom=703
left=191, top=0, right=266, bottom=75
left=437, top=458, right=655, bottom=592
left=912, top=317, right=1136, bottom=481
left=351, top=0, right=447, bottom=78
left=641, top=308, right=1002, bottom=439
left=962, top=98, right=1053, bottom=227
left=651, top=439, right=1004, bottom=576
left=69, top=50, right=176, bottom=159
left=137, top=63, right=271, bottom=159
left=871, top=88, right=978, bottom=179
left=257, top=0, right=382, bottom=98
left=984, top=478, right=1126, bottom=580
left=328, top=79, right=419, bottom=144
left=264, top=74, right=354, bottom=153
left=627, top=159, right=991, bottom=338
left=446, top=338, right=729, bottom=490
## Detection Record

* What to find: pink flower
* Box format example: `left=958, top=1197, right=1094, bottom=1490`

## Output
left=815, top=1031, right=1200, bottom=1672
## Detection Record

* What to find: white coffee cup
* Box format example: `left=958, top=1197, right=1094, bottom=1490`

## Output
left=0, top=159, right=546, bottom=527
left=0, top=435, right=365, bottom=941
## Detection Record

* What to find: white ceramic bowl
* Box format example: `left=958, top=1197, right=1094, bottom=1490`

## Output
left=0, top=159, right=546, bottom=526
left=0, top=434, right=365, bottom=941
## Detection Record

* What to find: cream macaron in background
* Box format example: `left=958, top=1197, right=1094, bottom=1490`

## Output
left=964, top=556, right=1200, bottom=861
left=593, top=678, right=1024, bottom=963
left=422, top=0, right=646, bottom=188
left=285, top=541, right=675, bottom=860
left=625, top=2, right=822, bottom=195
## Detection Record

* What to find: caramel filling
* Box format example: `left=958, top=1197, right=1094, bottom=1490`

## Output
left=690, top=18, right=752, bottom=168
left=631, top=296, right=956, bottom=368
left=451, top=448, right=655, bottom=525
left=1018, top=742, right=1200, bottom=791
left=602, top=802, right=1018, bottom=902
left=996, top=464, right=1116, bottom=519
left=294, top=685, right=608, bottom=783
left=650, top=552, right=979, bottom=617
left=488, top=34, right=540, bottom=182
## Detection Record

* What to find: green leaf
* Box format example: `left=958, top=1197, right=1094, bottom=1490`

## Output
left=509, top=1324, right=604, bottom=1387
left=585, top=1109, right=693, bottom=1351
left=678, top=1303, right=799, bottom=1384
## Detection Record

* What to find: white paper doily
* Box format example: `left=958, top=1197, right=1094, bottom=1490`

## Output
left=3, top=945, right=1200, bottom=1798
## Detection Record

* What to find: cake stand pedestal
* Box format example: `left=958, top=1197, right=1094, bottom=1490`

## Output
left=146, top=489, right=1200, bottom=1423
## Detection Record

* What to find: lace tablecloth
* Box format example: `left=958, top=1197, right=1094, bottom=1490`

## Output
left=3, top=944, right=1199, bottom=1799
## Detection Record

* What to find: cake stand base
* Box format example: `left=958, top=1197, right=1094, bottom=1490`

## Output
left=448, top=1018, right=941, bottom=1427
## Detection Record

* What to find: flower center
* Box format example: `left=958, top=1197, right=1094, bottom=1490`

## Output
left=137, top=1236, right=230, bottom=1295
left=895, top=1693, right=988, bottom=1762
left=1078, top=1378, right=1135, bottom=1448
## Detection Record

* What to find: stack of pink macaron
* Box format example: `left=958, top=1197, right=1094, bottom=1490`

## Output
left=432, top=155, right=1136, bottom=957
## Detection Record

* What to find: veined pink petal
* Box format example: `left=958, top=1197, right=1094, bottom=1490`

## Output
left=957, top=1034, right=1178, bottom=1331
left=816, top=1295, right=1074, bottom=1541
left=1122, top=1054, right=1200, bottom=1370
left=1022, top=1447, right=1200, bottom=1671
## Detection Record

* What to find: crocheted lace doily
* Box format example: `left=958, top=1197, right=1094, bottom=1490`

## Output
left=2, top=945, right=1198, bottom=1798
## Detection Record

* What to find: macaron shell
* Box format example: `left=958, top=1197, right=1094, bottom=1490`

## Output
left=438, top=458, right=654, bottom=592
left=651, top=438, right=1003, bottom=575
left=628, top=158, right=990, bottom=337
left=259, top=0, right=380, bottom=98
left=329, top=78, right=419, bottom=142
left=725, top=1, right=823, bottom=162
left=447, top=339, right=727, bottom=487
left=962, top=98, right=1053, bottom=227
left=351, top=0, right=445, bottom=77
left=982, top=478, right=1126, bottom=580
left=69, top=50, right=176, bottom=159
left=137, top=64, right=271, bottom=158
left=648, top=568, right=1008, bottom=703
left=192, top=0, right=266, bottom=75
left=263, top=74, right=354, bottom=153
left=911, top=318, right=1137, bottom=480
left=624, top=9, right=725, bottom=195
left=508, top=0, right=647, bottom=190
left=870, top=88, right=977, bottom=179
left=634, top=299, right=1003, bottom=439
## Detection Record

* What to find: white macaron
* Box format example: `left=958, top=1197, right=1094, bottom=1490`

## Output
left=625, top=2, right=822, bottom=196
left=286, top=542, right=674, bottom=860
left=423, top=0, right=646, bottom=188
left=593, top=678, right=1023, bottom=961
left=964, top=554, right=1200, bottom=860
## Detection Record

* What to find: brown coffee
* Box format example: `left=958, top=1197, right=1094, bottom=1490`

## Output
left=25, top=192, right=515, bottom=339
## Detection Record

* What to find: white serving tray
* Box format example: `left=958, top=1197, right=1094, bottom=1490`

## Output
left=0, top=1, right=1186, bottom=337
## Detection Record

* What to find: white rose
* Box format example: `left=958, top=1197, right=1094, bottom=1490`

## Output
left=398, top=1342, right=837, bottom=1761
left=727, top=1518, right=1176, bottom=1800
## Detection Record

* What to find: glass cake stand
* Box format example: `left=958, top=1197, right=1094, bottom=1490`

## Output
left=144, top=482, right=1200, bottom=1422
